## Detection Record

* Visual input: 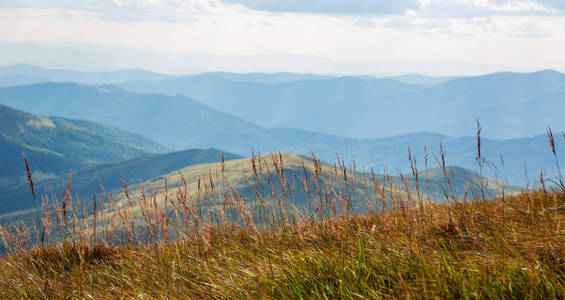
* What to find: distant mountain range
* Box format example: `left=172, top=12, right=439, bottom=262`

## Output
left=0, top=64, right=453, bottom=87
left=0, top=83, right=270, bottom=150
left=0, top=64, right=171, bottom=86
left=1, top=62, right=560, bottom=255
left=0, top=64, right=454, bottom=87
left=119, top=69, right=565, bottom=139
left=0, top=84, right=562, bottom=186
left=0, top=105, right=514, bottom=224
left=0, top=64, right=345, bottom=87
left=0, top=41, right=511, bottom=76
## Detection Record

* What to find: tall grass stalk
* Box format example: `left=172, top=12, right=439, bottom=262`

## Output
left=0, top=143, right=563, bottom=298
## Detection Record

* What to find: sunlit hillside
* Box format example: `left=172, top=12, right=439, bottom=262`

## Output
left=0, top=180, right=562, bottom=298
left=3, top=0, right=565, bottom=298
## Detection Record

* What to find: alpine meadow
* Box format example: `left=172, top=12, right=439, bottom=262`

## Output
left=0, top=1, right=564, bottom=299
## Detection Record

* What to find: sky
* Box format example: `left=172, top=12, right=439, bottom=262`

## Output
left=1, top=0, right=565, bottom=75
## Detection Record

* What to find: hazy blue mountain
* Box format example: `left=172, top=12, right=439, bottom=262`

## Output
left=0, top=64, right=172, bottom=87
left=384, top=74, right=454, bottom=85
left=119, top=75, right=423, bottom=138
left=0, top=41, right=508, bottom=76
left=120, top=70, right=565, bottom=139
left=0, top=74, right=48, bottom=88
left=0, top=148, right=241, bottom=218
left=0, top=64, right=339, bottom=87
left=0, top=104, right=167, bottom=196
left=199, top=72, right=336, bottom=84
left=0, top=82, right=277, bottom=150
left=1, top=83, right=561, bottom=186
left=260, top=128, right=564, bottom=185
left=4, top=64, right=458, bottom=87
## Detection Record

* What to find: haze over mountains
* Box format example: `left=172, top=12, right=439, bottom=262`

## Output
left=0, top=64, right=445, bottom=87
left=0, top=41, right=514, bottom=76
left=0, top=65, right=563, bottom=185
left=3, top=1, right=565, bottom=294
left=0, top=83, right=268, bottom=150
left=3, top=64, right=562, bottom=139
left=0, top=64, right=170, bottom=87
left=120, top=69, right=565, bottom=139
left=0, top=63, right=562, bottom=227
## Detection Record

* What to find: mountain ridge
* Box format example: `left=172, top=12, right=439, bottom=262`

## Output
left=0, top=104, right=167, bottom=193
left=1, top=83, right=562, bottom=185
left=0, top=148, right=242, bottom=220
left=118, top=69, right=565, bottom=139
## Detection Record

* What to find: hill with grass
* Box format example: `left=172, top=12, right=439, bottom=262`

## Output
left=0, top=104, right=169, bottom=211
left=66, top=152, right=514, bottom=235
left=0, top=163, right=560, bottom=298
left=0, top=151, right=515, bottom=228
left=0, top=148, right=241, bottom=221
left=0, top=104, right=168, bottom=179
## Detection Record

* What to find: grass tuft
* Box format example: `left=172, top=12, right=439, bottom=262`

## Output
left=0, top=138, right=563, bottom=298
left=0, top=189, right=563, bottom=298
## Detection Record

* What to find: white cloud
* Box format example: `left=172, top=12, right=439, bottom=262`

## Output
left=0, top=0, right=564, bottom=73
left=0, top=0, right=227, bottom=22
left=510, top=22, right=551, bottom=36
left=1, top=0, right=563, bottom=24
left=418, top=0, right=559, bottom=18
left=532, top=0, right=565, bottom=10
left=353, top=18, right=376, bottom=28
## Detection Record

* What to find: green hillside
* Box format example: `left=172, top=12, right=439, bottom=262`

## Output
left=0, top=151, right=514, bottom=229
left=0, top=149, right=241, bottom=222
left=79, top=153, right=514, bottom=233
left=0, top=104, right=168, bottom=211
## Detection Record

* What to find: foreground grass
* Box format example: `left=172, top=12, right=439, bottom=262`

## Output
left=0, top=190, right=563, bottom=299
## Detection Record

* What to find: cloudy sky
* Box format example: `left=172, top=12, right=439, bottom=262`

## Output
left=1, top=0, right=565, bottom=74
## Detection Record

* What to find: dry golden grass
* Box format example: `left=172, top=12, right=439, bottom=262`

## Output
left=0, top=125, right=562, bottom=298
left=0, top=189, right=562, bottom=299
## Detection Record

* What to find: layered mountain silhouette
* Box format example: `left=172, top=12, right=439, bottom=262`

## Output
left=0, top=82, right=562, bottom=185
left=119, top=69, right=565, bottom=139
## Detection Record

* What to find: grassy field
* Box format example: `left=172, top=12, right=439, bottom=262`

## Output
left=75, top=152, right=515, bottom=233
left=0, top=128, right=562, bottom=298
left=0, top=188, right=563, bottom=298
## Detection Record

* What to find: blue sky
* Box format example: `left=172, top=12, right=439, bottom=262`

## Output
left=1, top=0, right=564, bottom=74
left=221, top=0, right=422, bottom=15
left=224, top=0, right=564, bottom=15
left=1, top=0, right=563, bottom=20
